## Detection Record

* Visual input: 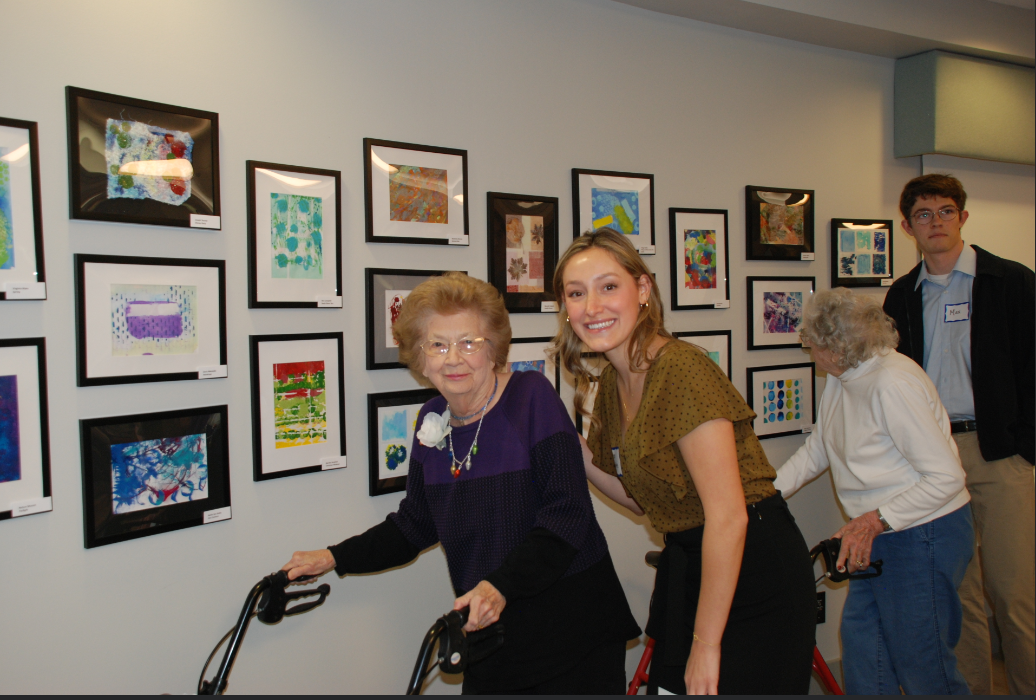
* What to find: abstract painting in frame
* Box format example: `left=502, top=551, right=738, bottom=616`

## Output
left=246, top=161, right=342, bottom=308
left=66, top=87, right=220, bottom=229
left=249, top=332, right=346, bottom=481
left=746, top=363, right=816, bottom=439
left=75, top=254, right=227, bottom=386
left=364, top=138, right=468, bottom=245
left=365, top=268, right=459, bottom=370
left=669, top=208, right=730, bottom=310
left=79, top=405, right=230, bottom=548
left=0, top=117, right=46, bottom=301
left=674, top=330, right=732, bottom=378
left=368, top=387, right=440, bottom=496
left=745, top=186, right=814, bottom=261
left=573, top=169, right=655, bottom=252
left=0, top=338, right=51, bottom=521
left=507, top=337, right=561, bottom=392
left=487, top=192, right=559, bottom=313
left=746, top=276, right=815, bottom=350
left=830, top=218, right=894, bottom=288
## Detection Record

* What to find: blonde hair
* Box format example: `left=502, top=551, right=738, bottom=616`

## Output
left=800, top=288, right=899, bottom=371
left=393, top=272, right=512, bottom=374
left=549, top=228, right=672, bottom=430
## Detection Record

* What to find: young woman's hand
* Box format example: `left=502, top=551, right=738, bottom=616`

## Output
left=684, top=640, right=721, bottom=694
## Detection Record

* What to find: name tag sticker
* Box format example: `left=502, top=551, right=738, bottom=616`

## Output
left=611, top=446, right=623, bottom=478
left=944, top=302, right=970, bottom=323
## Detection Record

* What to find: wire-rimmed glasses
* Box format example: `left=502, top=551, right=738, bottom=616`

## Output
left=419, top=337, right=488, bottom=357
left=910, top=206, right=959, bottom=225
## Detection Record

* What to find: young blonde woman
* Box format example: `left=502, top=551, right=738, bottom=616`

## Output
left=552, top=228, right=815, bottom=694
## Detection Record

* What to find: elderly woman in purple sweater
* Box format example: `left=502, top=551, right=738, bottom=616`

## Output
left=282, top=272, right=640, bottom=694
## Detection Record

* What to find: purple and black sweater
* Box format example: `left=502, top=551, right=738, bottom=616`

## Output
left=329, top=370, right=640, bottom=690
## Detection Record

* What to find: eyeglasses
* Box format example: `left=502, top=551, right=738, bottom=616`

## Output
left=910, top=206, right=959, bottom=225
left=419, top=337, right=488, bottom=357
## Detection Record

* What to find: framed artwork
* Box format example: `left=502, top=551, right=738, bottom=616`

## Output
left=746, top=363, right=816, bottom=439
left=745, top=186, right=814, bottom=261
left=507, top=337, right=560, bottom=392
left=0, top=338, right=51, bottom=521
left=363, top=138, right=468, bottom=245
left=674, top=330, right=732, bottom=378
left=0, top=117, right=46, bottom=301
left=79, top=405, right=231, bottom=548
left=368, top=387, right=439, bottom=496
left=74, top=254, right=227, bottom=386
left=366, top=268, right=459, bottom=370
left=249, top=332, right=346, bottom=481
left=830, top=218, right=894, bottom=288
left=487, top=192, right=559, bottom=313
left=746, top=276, right=815, bottom=350
left=246, top=161, right=342, bottom=308
left=669, top=208, right=730, bottom=310
left=66, top=87, right=220, bottom=229
left=572, top=169, right=655, bottom=252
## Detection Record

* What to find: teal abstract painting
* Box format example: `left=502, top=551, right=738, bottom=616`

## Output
left=0, top=160, right=12, bottom=270
left=271, top=193, right=323, bottom=279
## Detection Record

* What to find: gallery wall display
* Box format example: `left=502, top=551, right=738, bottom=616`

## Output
left=486, top=192, right=559, bottom=313
left=572, top=169, right=655, bottom=252
left=746, top=363, right=816, bottom=439
left=746, top=276, right=815, bottom=350
left=365, top=268, right=460, bottom=370
left=0, top=117, right=45, bottom=301
left=0, top=338, right=51, bottom=521
left=507, top=337, right=560, bottom=392
left=745, top=186, right=814, bottom=261
left=674, top=330, right=732, bottom=378
left=75, top=254, right=228, bottom=386
left=368, top=387, right=439, bottom=496
left=249, top=332, right=346, bottom=481
left=363, top=138, right=468, bottom=245
left=66, top=87, right=220, bottom=229
left=79, top=405, right=231, bottom=548
left=669, top=208, right=730, bottom=310
left=830, top=218, right=894, bottom=288
left=246, top=161, right=342, bottom=308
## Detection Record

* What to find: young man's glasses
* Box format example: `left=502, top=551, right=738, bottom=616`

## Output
left=910, top=206, right=959, bottom=225
left=420, top=337, right=487, bottom=357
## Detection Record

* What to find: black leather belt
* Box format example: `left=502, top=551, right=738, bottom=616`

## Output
left=951, top=420, right=977, bottom=434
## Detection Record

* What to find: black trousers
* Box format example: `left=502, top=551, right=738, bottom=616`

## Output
left=647, top=493, right=816, bottom=695
left=462, top=639, right=627, bottom=695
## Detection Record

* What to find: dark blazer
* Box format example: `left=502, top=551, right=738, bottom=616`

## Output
left=883, top=245, right=1034, bottom=465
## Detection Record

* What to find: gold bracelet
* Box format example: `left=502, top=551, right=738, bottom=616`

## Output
left=693, top=633, right=721, bottom=648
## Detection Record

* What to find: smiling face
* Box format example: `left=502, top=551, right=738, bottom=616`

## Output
left=419, top=311, right=495, bottom=405
left=901, top=195, right=968, bottom=260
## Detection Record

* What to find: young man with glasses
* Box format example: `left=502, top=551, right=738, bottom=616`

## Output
left=883, top=173, right=1034, bottom=695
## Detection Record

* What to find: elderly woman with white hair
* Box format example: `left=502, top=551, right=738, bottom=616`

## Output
left=775, top=288, right=974, bottom=695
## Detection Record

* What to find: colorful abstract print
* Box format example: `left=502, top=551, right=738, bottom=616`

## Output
left=760, top=379, right=802, bottom=425
left=759, top=203, right=805, bottom=245
left=510, top=359, right=545, bottom=375
left=110, top=284, right=199, bottom=356
left=379, top=403, right=420, bottom=477
left=110, top=434, right=208, bottom=514
left=762, top=291, right=803, bottom=334
left=684, top=229, right=717, bottom=289
left=838, top=228, right=888, bottom=277
left=273, top=361, right=327, bottom=450
left=0, top=160, right=13, bottom=270
left=506, top=214, right=545, bottom=293
left=0, top=375, right=20, bottom=484
left=271, top=193, right=323, bottom=279
left=388, top=165, right=448, bottom=223
left=105, top=119, right=194, bottom=206
left=592, top=188, right=639, bottom=236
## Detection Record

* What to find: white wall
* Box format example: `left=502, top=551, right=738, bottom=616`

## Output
left=0, top=0, right=1030, bottom=694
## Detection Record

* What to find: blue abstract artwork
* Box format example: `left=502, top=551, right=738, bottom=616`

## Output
left=839, top=229, right=855, bottom=253
left=105, top=119, right=194, bottom=206
left=381, top=409, right=408, bottom=441
left=856, top=254, right=872, bottom=275
left=762, top=292, right=803, bottom=334
left=0, top=375, right=20, bottom=484
left=591, top=188, right=640, bottom=236
left=873, top=229, right=886, bottom=253
left=872, top=254, right=887, bottom=275
left=110, top=434, right=208, bottom=514
left=510, top=359, right=545, bottom=375
left=0, top=160, right=13, bottom=270
left=838, top=227, right=890, bottom=279
left=761, top=378, right=802, bottom=424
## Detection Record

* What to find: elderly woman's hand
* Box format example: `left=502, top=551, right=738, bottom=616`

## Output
left=454, top=580, right=506, bottom=632
left=833, top=511, right=886, bottom=573
left=281, top=549, right=336, bottom=581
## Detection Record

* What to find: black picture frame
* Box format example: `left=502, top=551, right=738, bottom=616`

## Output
left=507, top=337, right=561, bottom=393
left=365, top=267, right=460, bottom=370
left=368, top=387, right=440, bottom=496
left=673, top=330, right=732, bottom=378
left=0, top=117, right=46, bottom=301
left=746, top=363, right=816, bottom=440
left=66, top=87, right=220, bottom=229
left=249, top=332, right=347, bottom=481
left=74, top=253, right=228, bottom=386
left=745, top=185, right=815, bottom=261
left=669, top=208, right=730, bottom=310
left=246, top=161, right=343, bottom=308
left=572, top=168, right=655, bottom=251
left=746, top=276, right=815, bottom=350
left=0, top=337, right=52, bottom=521
left=80, top=405, right=231, bottom=548
left=486, top=192, right=559, bottom=313
left=363, top=137, right=469, bottom=245
left=830, top=218, right=895, bottom=288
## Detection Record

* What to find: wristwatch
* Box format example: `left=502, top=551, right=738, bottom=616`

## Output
left=876, top=509, right=894, bottom=532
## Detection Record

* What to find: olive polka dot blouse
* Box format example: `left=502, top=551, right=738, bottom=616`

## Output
left=587, top=339, right=776, bottom=532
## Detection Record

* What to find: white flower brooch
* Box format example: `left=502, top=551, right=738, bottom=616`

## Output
left=416, top=409, right=452, bottom=450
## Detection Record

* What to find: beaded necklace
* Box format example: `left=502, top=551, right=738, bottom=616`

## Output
left=446, top=376, right=498, bottom=478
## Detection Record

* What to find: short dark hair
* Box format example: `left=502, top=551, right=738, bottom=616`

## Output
left=899, top=174, right=967, bottom=220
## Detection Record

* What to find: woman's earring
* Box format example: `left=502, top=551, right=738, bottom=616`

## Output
left=566, top=316, right=570, bottom=323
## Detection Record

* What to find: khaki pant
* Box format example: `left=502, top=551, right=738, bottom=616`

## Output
left=953, top=432, right=1035, bottom=695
